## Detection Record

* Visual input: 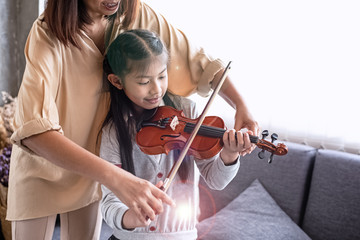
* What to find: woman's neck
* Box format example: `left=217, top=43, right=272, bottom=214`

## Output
left=85, top=17, right=107, bottom=54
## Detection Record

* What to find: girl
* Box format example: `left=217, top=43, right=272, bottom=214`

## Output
left=100, top=29, right=252, bottom=240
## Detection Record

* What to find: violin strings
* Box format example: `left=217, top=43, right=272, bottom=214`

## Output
left=185, top=122, right=259, bottom=143
left=159, top=117, right=258, bottom=143
left=185, top=122, right=224, bottom=138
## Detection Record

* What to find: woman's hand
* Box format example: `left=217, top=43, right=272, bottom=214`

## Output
left=121, top=181, right=165, bottom=229
left=220, top=129, right=252, bottom=165
left=108, top=170, right=175, bottom=225
left=233, top=108, right=259, bottom=135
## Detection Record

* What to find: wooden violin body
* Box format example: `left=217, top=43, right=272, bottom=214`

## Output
left=136, top=106, right=225, bottom=159
left=136, top=106, right=288, bottom=161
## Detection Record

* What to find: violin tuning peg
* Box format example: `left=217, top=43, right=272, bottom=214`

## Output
left=261, top=130, right=269, bottom=139
left=271, top=133, right=278, bottom=143
left=258, top=149, right=265, bottom=159
left=268, top=154, right=274, bottom=164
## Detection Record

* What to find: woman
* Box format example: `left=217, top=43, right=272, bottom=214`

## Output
left=7, top=0, right=258, bottom=239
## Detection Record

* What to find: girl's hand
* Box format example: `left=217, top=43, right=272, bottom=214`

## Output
left=234, top=109, right=259, bottom=155
left=220, top=130, right=252, bottom=165
left=122, top=208, right=150, bottom=230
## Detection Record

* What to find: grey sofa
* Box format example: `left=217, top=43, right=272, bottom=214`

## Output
left=196, top=141, right=360, bottom=240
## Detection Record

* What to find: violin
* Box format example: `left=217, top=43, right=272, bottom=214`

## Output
left=136, top=106, right=288, bottom=163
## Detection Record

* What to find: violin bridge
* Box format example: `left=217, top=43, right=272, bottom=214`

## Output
left=170, top=116, right=179, bottom=131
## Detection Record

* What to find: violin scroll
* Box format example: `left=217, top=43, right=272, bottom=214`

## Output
left=255, top=130, right=288, bottom=163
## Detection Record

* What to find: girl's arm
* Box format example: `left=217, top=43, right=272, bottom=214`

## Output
left=22, top=130, right=174, bottom=223
left=196, top=153, right=240, bottom=191
left=196, top=130, right=252, bottom=190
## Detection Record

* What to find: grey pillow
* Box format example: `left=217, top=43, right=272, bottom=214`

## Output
left=196, top=179, right=310, bottom=240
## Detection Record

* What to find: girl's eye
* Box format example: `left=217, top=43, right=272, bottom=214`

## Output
left=138, top=81, right=149, bottom=85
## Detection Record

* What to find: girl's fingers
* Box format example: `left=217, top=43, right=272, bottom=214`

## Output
left=222, top=130, right=229, bottom=146
left=155, top=180, right=164, bottom=189
left=243, top=132, right=252, bottom=149
left=235, top=131, right=244, bottom=149
left=237, top=132, right=253, bottom=156
left=229, top=129, right=237, bottom=149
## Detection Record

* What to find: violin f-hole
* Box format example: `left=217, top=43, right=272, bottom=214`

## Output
left=160, top=133, right=181, bottom=140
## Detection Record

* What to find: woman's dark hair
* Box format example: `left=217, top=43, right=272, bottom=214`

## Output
left=43, top=0, right=140, bottom=48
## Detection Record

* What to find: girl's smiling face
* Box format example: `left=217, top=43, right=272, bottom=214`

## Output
left=108, top=53, right=168, bottom=114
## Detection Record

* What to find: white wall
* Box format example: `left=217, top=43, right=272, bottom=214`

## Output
left=143, top=0, right=360, bottom=154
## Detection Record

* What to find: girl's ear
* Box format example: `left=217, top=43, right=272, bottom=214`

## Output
left=107, top=74, right=123, bottom=90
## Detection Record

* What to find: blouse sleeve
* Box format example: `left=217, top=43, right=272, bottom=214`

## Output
left=10, top=18, right=62, bottom=151
left=195, top=156, right=240, bottom=190
left=107, top=1, right=224, bottom=97
left=100, top=123, right=132, bottom=231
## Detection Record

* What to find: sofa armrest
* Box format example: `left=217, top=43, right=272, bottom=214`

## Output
left=302, top=149, right=360, bottom=240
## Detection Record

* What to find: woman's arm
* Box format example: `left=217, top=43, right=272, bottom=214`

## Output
left=22, top=130, right=174, bottom=223
left=214, top=71, right=259, bottom=133
left=121, top=3, right=259, bottom=154
left=212, top=70, right=259, bottom=155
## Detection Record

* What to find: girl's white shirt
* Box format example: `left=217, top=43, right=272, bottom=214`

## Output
left=100, top=94, right=240, bottom=240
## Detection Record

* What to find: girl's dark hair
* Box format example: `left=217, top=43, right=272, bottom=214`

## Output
left=43, top=0, right=140, bottom=48
left=102, top=29, right=189, bottom=182
left=103, top=29, right=168, bottom=176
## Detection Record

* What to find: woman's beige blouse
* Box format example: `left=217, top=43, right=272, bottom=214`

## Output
left=7, top=2, right=224, bottom=220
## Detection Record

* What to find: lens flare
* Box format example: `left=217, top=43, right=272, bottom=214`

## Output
left=175, top=202, right=192, bottom=220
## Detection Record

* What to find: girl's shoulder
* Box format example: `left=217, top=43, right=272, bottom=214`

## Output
left=101, top=121, right=118, bottom=145
left=166, top=93, right=198, bottom=119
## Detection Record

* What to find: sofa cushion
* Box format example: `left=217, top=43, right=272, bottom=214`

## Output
left=302, top=149, right=360, bottom=240
left=198, top=141, right=316, bottom=224
left=196, top=179, right=311, bottom=240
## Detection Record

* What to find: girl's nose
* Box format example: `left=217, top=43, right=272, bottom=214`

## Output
left=150, top=81, right=162, bottom=95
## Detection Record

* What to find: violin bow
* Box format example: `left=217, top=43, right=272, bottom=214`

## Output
left=161, top=61, right=232, bottom=192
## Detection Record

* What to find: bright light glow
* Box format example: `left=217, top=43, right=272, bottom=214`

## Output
left=143, top=0, right=360, bottom=154
left=39, top=0, right=45, bottom=15
left=175, top=202, right=192, bottom=220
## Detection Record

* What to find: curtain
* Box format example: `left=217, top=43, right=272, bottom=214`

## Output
left=0, top=0, right=38, bottom=100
